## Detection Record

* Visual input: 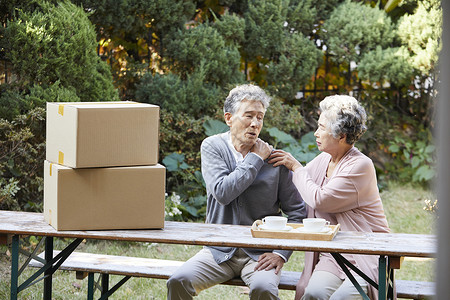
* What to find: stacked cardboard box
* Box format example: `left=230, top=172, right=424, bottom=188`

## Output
left=43, top=102, right=166, bottom=230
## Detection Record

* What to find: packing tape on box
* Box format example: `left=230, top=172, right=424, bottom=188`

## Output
left=58, top=151, right=64, bottom=164
left=58, top=104, right=65, bottom=116
left=56, top=101, right=144, bottom=116
left=49, top=163, right=53, bottom=176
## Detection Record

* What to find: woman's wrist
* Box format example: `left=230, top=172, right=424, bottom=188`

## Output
left=292, top=162, right=302, bottom=172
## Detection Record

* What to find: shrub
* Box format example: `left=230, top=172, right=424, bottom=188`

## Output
left=322, top=0, right=395, bottom=64
left=164, top=192, right=183, bottom=221
left=164, top=24, right=243, bottom=86
left=0, top=108, right=46, bottom=211
left=158, top=109, right=207, bottom=220
left=162, top=153, right=206, bottom=220
left=261, top=97, right=305, bottom=140
left=135, top=72, right=225, bottom=119
left=397, top=0, right=442, bottom=75
left=0, top=87, right=31, bottom=121
left=159, top=109, right=206, bottom=168
left=3, top=0, right=118, bottom=103
left=358, top=46, right=414, bottom=86
left=385, top=127, right=435, bottom=185
left=266, top=129, right=320, bottom=165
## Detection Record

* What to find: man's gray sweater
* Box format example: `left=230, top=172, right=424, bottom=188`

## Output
left=201, top=132, right=307, bottom=264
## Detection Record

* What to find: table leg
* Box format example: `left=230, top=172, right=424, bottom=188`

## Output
left=331, top=253, right=371, bottom=300
left=387, top=257, right=396, bottom=299
left=378, top=255, right=387, bottom=300
left=388, top=265, right=395, bottom=299
left=44, top=236, right=54, bottom=300
left=14, top=237, right=82, bottom=297
left=98, top=276, right=131, bottom=300
left=10, top=235, right=19, bottom=300
left=101, top=274, right=109, bottom=299
left=88, top=272, right=94, bottom=300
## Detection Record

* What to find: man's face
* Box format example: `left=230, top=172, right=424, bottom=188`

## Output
left=225, top=100, right=265, bottom=148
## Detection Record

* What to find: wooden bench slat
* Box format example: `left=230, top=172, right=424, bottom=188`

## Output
left=29, top=251, right=434, bottom=299
left=29, top=251, right=299, bottom=290
left=30, top=251, right=183, bottom=279
left=395, top=280, right=435, bottom=299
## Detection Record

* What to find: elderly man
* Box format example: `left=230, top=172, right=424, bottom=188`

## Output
left=167, top=84, right=306, bottom=300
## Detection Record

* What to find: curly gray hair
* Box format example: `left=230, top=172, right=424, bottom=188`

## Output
left=319, top=95, right=368, bottom=145
left=223, top=84, right=271, bottom=114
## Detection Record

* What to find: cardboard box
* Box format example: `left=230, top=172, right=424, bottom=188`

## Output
left=43, top=160, right=166, bottom=230
left=46, top=101, right=159, bottom=168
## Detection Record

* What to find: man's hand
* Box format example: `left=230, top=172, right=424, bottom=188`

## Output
left=254, top=252, right=284, bottom=274
left=251, top=139, right=273, bottom=160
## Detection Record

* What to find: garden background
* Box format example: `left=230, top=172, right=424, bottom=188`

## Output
left=0, top=0, right=442, bottom=298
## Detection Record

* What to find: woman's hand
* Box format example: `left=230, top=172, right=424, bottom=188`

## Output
left=269, top=149, right=303, bottom=171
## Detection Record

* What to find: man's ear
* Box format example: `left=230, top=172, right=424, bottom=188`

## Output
left=224, top=112, right=233, bottom=127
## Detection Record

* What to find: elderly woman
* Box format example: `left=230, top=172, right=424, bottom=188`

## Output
left=269, top=95, right=390, bottom=300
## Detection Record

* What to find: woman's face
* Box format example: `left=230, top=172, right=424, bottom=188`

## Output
left=314, top=114, right=340, bottom=154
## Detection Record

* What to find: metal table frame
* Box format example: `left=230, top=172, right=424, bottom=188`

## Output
left=2, top=211, right=433, bottom=300
left=10, top=235, right=397, bottom=300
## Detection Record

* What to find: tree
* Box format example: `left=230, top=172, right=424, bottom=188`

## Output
left=0, top=0, right=119, bottom=211
left=0, top=0, right=443, bottom=212
left=358, top=46, right=413, bottom=86
left=164, top=24, right=243, bottom=86
left=397, top=0, right=442, bottom=75
left=322, top=0, right=396, bottom=64
left=72, top=0, right=196, bottom=99
left=3, top=0, right=118, bottom=108
left=0, top=108, right=46, bottom=211
left=135, top=71, right=225, bottom=118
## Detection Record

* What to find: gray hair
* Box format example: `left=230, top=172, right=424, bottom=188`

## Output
left=319, top=95, right=368, bottom=145
left=223, top=84, right=271, bottom=114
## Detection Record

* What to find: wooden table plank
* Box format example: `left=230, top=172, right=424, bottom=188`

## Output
left=0, top=210, right=436, bottom=258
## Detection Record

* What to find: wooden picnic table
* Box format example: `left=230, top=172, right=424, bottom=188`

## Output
left=0, top=210, right=436, bottom=300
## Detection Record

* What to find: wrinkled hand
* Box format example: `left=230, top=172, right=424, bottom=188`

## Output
left=255, top=252, right=284, bottom=274
left=268, top=149, right=303, bottom=171
left=251, top=139, right=273, bottom=160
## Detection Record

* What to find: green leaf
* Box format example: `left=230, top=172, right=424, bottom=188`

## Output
left=416, top=141, right=426, bottom=150
left=267, top=127, right=297, bottom=145
left=388, top=144, right=399, bottom=153
left=162, top=153, right=190, bottom=172
left=184, top=205, right=198, bottom=217
left=403, top=149, right=410, bottom=160
left=411, top=156, right=421, bottom=168
left=425, top=145, right=435, bottom=153
left=7, top=159, right=21, bottom=177
left=414, top=165, right=435, bottom=182
left=294, top=152, right=317, bottom=164
left=283, top=144, right=318, bottom=164
left=203, top=119, right=229, bottom=136
left=191, top=195, right=206, bottom=207
left=300, top=131, right=316, bottom=145
left=193, top=170, right=205, bottom=187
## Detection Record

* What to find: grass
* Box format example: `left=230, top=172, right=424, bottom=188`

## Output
left=379, top=182, right=436, bottom=287
left=0, top=183, right=435, bottom=299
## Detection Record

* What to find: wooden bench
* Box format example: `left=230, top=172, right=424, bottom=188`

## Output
left=30, top=251, right=435, bottom=299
